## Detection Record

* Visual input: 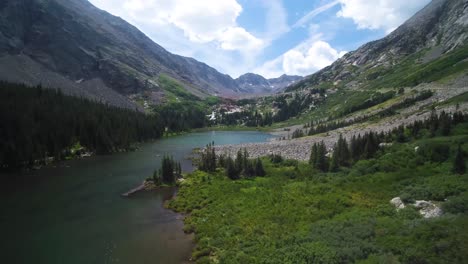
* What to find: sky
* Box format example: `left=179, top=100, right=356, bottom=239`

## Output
left=88, top=0, right=431, bottom=78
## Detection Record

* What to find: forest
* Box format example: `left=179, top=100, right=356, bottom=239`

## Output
left=0, top=82, right=165, bottom=169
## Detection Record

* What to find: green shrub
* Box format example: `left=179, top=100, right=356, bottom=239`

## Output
left=443, top=193, right=468, bottom=214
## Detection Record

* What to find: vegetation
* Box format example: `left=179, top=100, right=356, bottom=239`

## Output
left=169, top=112, right=468, bottom=263
left=153, top=155, right=181, bottom=185
left=0, top=82, right=164, bottom=169
left=198, top=142, right=217, bottom=173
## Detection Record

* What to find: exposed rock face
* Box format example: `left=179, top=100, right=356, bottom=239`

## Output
left=287, top=0, right=468, bottom=91
left=235, top=73, right=302, bottom=94
left=0, top=0, right=255, bottom=108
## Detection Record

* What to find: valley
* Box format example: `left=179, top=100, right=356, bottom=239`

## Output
left=0, top=0, right=467, bottom=263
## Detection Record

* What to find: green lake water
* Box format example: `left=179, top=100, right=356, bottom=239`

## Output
left=0, top=131, right=273, bottom=264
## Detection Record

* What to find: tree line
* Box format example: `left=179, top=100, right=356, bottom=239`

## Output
left=198, top=143, right=266, bottom=179
left=304, top=90, right=434, bottom=137
left=310, top=110, right=467, bottom=173
left=0, top=82, right=166, bottom=169
left=215, top=110, right=273, bottom=127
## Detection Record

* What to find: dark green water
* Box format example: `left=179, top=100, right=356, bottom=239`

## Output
left=0, top=131, right=273, bottom=264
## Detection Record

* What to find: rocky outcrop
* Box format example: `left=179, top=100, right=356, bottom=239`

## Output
left=390, top=197, right=443, bottom=218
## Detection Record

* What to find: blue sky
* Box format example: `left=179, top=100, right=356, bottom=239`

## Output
left=89, top=0, right=431, bottom=78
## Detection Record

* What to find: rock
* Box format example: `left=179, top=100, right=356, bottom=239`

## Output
left=413, top=200, right=432, bottom=209
left=413, top=200, right=443, bottom=218
left=390, top=197, right=406, bottom=209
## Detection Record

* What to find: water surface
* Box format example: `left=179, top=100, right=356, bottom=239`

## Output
left=0, top=131, right=273, bottom=264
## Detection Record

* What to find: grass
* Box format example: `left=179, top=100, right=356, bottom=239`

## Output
left=438, top=92, right=468, bottom=107
left=365, top=44, right=468, bottom=89
left=169, top=129, right=468, bottom=263
left=158, top=74, right=200, bottom=103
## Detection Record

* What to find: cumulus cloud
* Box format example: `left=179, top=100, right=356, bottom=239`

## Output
left=256, top=37, right=346, bottom=78
left=219, top=27, right=264, bottom=51
left=282, top=41, right=345, bottom=75
left=90, top=0, right=262, bottom=52
left=337, top=0, right=431, bottom=33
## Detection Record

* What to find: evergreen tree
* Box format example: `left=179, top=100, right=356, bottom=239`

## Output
left=453, top=145, right=466, bottom=175
left=225, top=157, right=239, bottom=180
left=309, top=143, right=318, bottom=166
left=329, top=145, right=339, bottom=172
left=350, top=135, right=359, bottom=163
left=318, top=141, right=328, bottom=172
left=254, top=158, right=266, bottom=176
left=243, top=160, right=255, bottom=177
left=235, top=149, right=244, bottom=173
left=243, top=148, right=249, bottom=172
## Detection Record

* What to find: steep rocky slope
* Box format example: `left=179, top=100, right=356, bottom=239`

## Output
left=0, top=0, right=247, bottom=108
left=287, top=0, right=468, bottom=92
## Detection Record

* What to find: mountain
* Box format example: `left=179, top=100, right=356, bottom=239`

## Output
left=0, top=0, right=252, bottom=109
left=235, top=73, right=302, bottom=94
left=287, top=0, right=468, bottom=92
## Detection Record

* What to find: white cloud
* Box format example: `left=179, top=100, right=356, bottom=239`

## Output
left=261, top=0, right=290, bottom=40
left=337, top=0, right=431, bottom=33
left=255, top=22, right=346, bottom=78
left=90, top=0, right=262, bottom=53
left=282, top=40, right=345, bottom=76
left=256, top=38, right=346, bottom=78
left=219, top=27, right=264, bottom=51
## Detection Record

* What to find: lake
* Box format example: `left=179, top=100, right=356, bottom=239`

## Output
left=0, top=131, right=273, bottom=264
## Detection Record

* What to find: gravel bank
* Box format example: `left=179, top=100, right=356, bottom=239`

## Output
left=216, top=86, right=468, bottom=161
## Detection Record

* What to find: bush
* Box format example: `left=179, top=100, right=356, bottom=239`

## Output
left=443, top=194, right=468, bottom=214
left=417, top=143, right=450, bottom=163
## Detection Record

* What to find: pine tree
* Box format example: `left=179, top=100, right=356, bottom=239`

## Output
left=254, top=158, right=266, bottom=176
left=235, top=149, right=244, bottom=173
left=225, top=157, right=239, bottom=180
left=329, top=145, right=339, bottom=172
left=243, top=148, right=249, bottom=172
left=317, top=141, right=328, bottom=172
left=309, top=143, right=318, bottom=166
left=338, top=135, right=350, bottom=166
left=243, top=160, right=255, bottom=177
left=453, top=145, right=466, bottom=175
left=350, top=135, right=358, bottom=163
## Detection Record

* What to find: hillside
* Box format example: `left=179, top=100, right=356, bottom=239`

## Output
left=0, top=0, right=283, bottom=109
left=287, top=0, right=468, bottom=92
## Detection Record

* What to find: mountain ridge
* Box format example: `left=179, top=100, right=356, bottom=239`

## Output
left=287, top=0, right=468, bottom=92
left=235, top=73, right=302, bottom=94
left=0, top=0, right=293, bottom=109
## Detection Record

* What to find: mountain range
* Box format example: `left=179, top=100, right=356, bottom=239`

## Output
left=0, top=0, right=466, bottom=110
left=0, top=0, right=299, bottom=109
